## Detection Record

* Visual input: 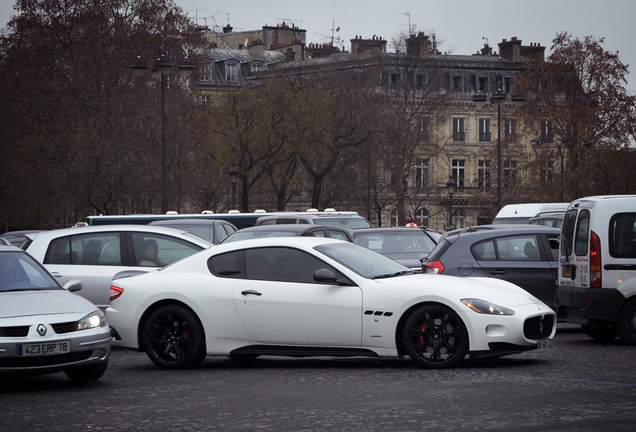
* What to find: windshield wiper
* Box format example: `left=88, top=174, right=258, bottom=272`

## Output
left=372, top=270, right=414, bottom=279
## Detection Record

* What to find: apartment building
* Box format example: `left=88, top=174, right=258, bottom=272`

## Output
left=193, top=22, right=545, bottom=230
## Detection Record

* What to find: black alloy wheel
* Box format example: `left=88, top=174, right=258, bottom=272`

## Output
left=403, top=304, right=469, bottom=368
left=616, top=301, right=636, bottom=345
left=142, top=305, right=206, bottom=369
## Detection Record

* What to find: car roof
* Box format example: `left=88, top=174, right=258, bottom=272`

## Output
left=232, top=224, right=348, bottom=234
left=443, top=224, right=560, bottom=239
left=352, top=227, right=430, bottom=234
left=212, top=235, right=348, bottom=251
left=0, top=244, right=24, bottom=252
left=149, top=218, right=234, bottom=226
left=24, top=224, right=213, bottom=246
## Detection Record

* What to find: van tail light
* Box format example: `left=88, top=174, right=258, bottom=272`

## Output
left=590, top=230, right=602, bottom=288
left=426, top=260, right=445, bottom=274
left=110, top=285, right=124, bottom=301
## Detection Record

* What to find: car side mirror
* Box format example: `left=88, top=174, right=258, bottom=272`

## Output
left=63, top=279, right=83, bottom=292
left=313, top=268, right=337, bottom=283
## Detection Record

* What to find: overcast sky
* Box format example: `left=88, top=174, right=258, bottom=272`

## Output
left=2, top=0, right=635, bottom=92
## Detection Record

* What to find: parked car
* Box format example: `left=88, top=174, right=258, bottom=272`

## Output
left=351, top=227, right=438, bottom=270
left=255, top=211, right=372, bottom=229
left=222, top=224, right=354, bottom=243
left=0, top=245, right=111, bottom=382
left=558, top=195, right=636, bottom=344
left=492, top=203, right=568, bottom=225
left=0, top=230, right=46, bottom=247
left=149, top=218, right=237, bottom=244
left=106, top=237, right=555, bottom=370
left=21, top=225, right=213, bottom=309
left=528, top=213, right=564, bottom=228
left=423, top=225, right=561, bottom=312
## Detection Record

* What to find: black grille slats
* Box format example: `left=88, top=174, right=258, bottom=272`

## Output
left=523, top=314, right=555, bottom=340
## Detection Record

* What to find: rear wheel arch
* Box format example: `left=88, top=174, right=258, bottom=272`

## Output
left=137, top=300, right=206, bottom=350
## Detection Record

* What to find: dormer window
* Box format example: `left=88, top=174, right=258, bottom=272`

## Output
left=225, top=62, right=238, bottom=82
left=250, top=62, right=264, bottom=74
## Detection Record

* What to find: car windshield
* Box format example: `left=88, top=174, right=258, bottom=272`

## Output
left=315, top=242, right=410, bottom=278
left=0, top=251, right=61, bottom=292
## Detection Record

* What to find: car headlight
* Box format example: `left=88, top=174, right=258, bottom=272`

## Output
left=77, top=310, right=107, bottom=330
left=461, top=298, right=515, bottom=316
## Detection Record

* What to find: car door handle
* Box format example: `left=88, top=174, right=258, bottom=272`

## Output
left=241, top=290, right=262, bottom=296
left=489, top=270, right=508, bottom=275
left=50, top=272, right=61, bottom=278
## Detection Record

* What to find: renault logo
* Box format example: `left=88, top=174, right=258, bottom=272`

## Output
left=37, top=324, right=47, bottom=336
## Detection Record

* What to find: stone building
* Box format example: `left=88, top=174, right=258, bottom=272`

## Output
left=193, top=22, right=545, bottom=230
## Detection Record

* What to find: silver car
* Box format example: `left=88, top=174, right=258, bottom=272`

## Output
left=22, top=225, right=213, bottom=309
left=0, top=245, right=111, bottom=382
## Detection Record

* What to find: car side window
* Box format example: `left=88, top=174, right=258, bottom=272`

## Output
left=495, top=236, right=540, bottom=261
left=609, top=213, right=636, bottom=258
left=245, top=247, right=341, bottom=283
left=131, top=232, right=203, bottom=267
left=208, top=250, right=245, bottom=278
left=472, top=240, right=496, bottom=261
left=327, top=230, right=349, bottom=241
left=45, top=233, right=121, bottom=266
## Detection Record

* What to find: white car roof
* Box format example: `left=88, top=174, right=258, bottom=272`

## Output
left=24, top=224, right=213, bottom=247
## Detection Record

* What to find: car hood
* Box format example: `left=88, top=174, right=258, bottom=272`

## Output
left=0, top=290, right=97, bottom=319
left=375, top=273, right=545, bottom=308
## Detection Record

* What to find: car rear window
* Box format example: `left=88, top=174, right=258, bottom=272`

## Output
left=425, top=239, right=451, bottom=262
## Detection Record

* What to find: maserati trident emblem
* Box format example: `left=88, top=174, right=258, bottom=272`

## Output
left=37, top=324, right=47, bottom=336
left=538, top=318, right=544, bottom=335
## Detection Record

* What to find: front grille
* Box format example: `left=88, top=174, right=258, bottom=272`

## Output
left=0, top=351, right=92, bottom=368
left=0, top=326, right=30, bottom=337
left=51, top=321, right=77, bottom=334
left=523, top=314, right=555, bottom=340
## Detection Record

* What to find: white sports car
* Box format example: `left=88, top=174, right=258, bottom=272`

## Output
left=106, top=237, right=556, bottom=369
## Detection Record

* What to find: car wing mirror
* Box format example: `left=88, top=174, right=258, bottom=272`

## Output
left=313, top=268, right=353, bottom=286
left=63, top=279, right=83, bottom=292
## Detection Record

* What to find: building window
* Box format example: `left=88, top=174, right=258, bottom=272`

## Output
left=250, top=62, right=264, bottom=73
left=541, top=120, right=553, bottom=143
left=540, top=160, right=555, bottom=184
left=505, top=119, right=517, bottom=141
left=475, top=76, right=489, bottom=92
left=479, top=118, right=492, bottom=142
left=452, top=117, right=466, bottom=142
left=415, top=208, right=430, bottom=227
left=478, top=160, right=491, bottom=192
left=415, top=74, right=426, bottom=89
left=415, top=159, right=429, bottom=188
left=389, top=72, right=401, bottom=88
left=450, top=74, right=464, bottom=91
left=452, top=159, right=466, bottom=190
left=416, top=117, right=429, bottom=140
left=504, top=160, right=518, bottom=186
left=225, top=62, right=238, bottom=82
left=202, top=62, right=213, bottom=82
left=452, top=208, right=466, bottom=229
left=502, top=76, right=514, bottom=93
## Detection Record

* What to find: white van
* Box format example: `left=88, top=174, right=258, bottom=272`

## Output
left=557, top=195, right=636, bottom=344
left=492, top=203, right=568, bottom=225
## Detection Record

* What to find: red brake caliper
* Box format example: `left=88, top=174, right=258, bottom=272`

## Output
left=418, top=323, right=428, bottom=344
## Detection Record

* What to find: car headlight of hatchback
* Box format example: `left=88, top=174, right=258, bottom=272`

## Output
left=77, top=310, right=107, bottom=330
left=461, top=298, right=515, bottom=316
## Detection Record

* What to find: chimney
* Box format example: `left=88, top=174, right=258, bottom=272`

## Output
left=223, top=24, right=233, bottom=34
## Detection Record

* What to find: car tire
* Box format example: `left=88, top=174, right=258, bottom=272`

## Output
left=616, top=301, right=636, bottom=345
left=142, top=304, right=206, bottom=369
left=402, top=304, right=469, bottom=369
left=581, top=322, right=617, bottom=341
left=64, top=361, right=108, bottom=383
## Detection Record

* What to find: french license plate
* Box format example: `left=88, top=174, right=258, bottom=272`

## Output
left=17, top=341, right=70, bottom=357
left=536, top=339, right=551, bottom=349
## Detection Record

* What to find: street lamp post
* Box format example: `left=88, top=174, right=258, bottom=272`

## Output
left=473, top=87, right=524, bottom=212
left=130, top=47, right=195, bottom=214
left=446, top=175, right=457, bottom=230
left=228, top=165, right=239, bottom=210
